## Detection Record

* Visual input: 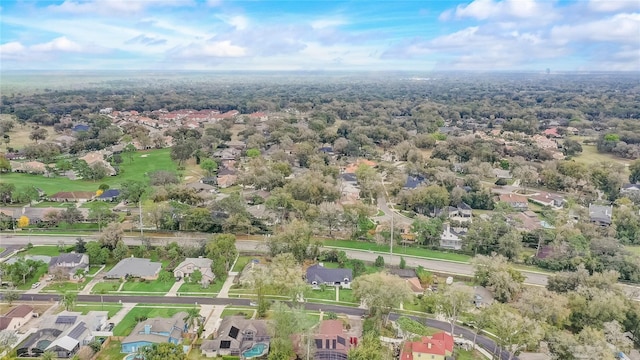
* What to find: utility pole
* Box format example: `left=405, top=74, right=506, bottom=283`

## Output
left=390, top=206, right=393, bottom=258
left=139, top=200, right=143, bottom=238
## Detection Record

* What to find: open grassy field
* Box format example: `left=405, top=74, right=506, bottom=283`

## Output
left=113, top=305, right=190, bottom=336
left=95, top=340, right=123, bottom=360
left=569, top=139, right=631, bottom=170
left=23, top=245, right=63, bottom=256
left=74, top=302, right=123, bottom=318
left=322, top=239, right=472, bottom=262
left=2, top=148, right=177, bottom=195
left=0, top=116, right=56, bottom=151
left=121, top=279, right=174, bottom=293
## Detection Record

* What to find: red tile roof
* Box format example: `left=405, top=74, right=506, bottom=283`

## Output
left=400, top=332, right=454, bottom=359
left=499, top=194, right=528, bottom=203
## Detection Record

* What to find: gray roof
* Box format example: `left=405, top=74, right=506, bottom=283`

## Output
left=122, top=312, right=187, bottom=345
left=201, top=316, right=269, bottom=352
left=49, top=253, right=86, bottom=267
left=105, top=257, right=162, bottom=278
left=306, top=264, right=352, bottom=284
left=589, top=204, right=613, bottom=224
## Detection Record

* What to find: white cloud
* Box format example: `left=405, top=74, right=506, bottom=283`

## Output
left=227, top=15, right=249, bottom=30
left=450, top=0, right=554, bottom=20
left=49, top=0, right=189, bottom=15
left=310, top=18, right=347, bottom=29
left=31, top=36, right=84, bottom=52
left=173, top=40, right=247, bottom=58
left=588, top=0, right=640, bottom=13
left=0, top=41, right=26, bottom=54
left=551, top=13, right=640, bottom=44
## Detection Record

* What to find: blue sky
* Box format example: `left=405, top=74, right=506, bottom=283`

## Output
left=1, top=0, right=638, bottom=71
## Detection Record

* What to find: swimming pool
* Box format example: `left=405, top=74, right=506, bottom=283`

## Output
left=242, top=342, right=268, bottom=358
left=123, top=354, right=144, bottom=360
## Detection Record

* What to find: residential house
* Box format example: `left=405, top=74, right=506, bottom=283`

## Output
left=16, top=311, right=108, bottom=358
left=49, top=191, right=95, bottom=203
left=499, top=194, right=529, bottom=211
left=10, top=161, right=47, bottom=174
left=406, top=277, right=425, bottom=295
left=224, top=140, right=247, bottom=150
left=173, top=257, right=214, bottom=285
left=400, top=332, right=454, bottom=360
left=200, top=316, right=270, bottom=358
left=21, top=207, right=89, bottom=224
left=439, top=223, right=466, bottom=250
left=529, top=192, right=565, bottom=208
left=404, top=175, right=426, bottom=189
left=306, top=264, right=353, bottom=288
left=213, top=148, right=241, bottom=161
left=543, top=128, right=562, bottom=138
left=312, top=320, right=355, bottom=360
left=532, top=135, right=558, bottom=150
left=97, top=189, right=120, bottom=201
left=589, top=204, right=613, bottom=226
left=79, top=151, right=116, bottom=176
left=121, top=312, right=188, bottom=353
left=492, top=168, right=512, bottom=179
left=511, top=211, right=543, bottom=231
left=217, top=167, right=238, bottom=188
left=387, top=269, right=417, bottom=279
left=49, top=253, right=90, bottom=280
left=0, top=305, right=34, bottom=331
left=342, top=159, right=377, bottom=174
left=104, top=257, right=162, bottom=280
left=621, top=183, right=640, bottom=195
left=185, top=182, right=216, bottom=194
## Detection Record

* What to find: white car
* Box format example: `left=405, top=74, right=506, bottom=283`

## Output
left=32, top=282, right=41, bottom=289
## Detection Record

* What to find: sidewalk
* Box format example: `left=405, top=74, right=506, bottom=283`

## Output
left=79, top=266, right=106, bottom=295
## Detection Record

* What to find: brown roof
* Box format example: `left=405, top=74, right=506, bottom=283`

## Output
left=0, top=318, right=11, bottom=330
left=50, top=191, right=95, bottom=200
left=4, top=305, right=33, bottom=318
left=318, top=320, right=344, bottom=335
left=499, top=194, right=527, bottom=203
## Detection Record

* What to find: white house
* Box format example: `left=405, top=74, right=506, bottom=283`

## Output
left=173, top=257, right=215, bottom=285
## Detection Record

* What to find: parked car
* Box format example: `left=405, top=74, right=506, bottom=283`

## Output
left=105, top=323, right=115, bottom=331
left=31, top=282, right=40, bottom=289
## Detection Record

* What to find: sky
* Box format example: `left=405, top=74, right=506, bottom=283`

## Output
left=0, top=0, right=639, bottom=71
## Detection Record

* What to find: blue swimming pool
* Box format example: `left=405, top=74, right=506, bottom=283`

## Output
left=242, top=343, right=268, bottom=358
left=124, top=354, right=144, bottom=360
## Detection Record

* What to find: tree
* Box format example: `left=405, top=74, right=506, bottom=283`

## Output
left=347, top=332, right=389, bottom=360
left=61, top=291, right=77, bottom=311
left=41, top=351, right=56, bottom=360
left=484, top=303, right=544, bottom=360
left=604, top=320, right=633, bottom=354
left=29, top=128, right=48, bottom=143
left=183, top=307, right=201, bottom=332
left=268, top=302, right=315, bottom=360
left=513, top=287, right=570, bottom=327
left=246, top=148, right=261, bottom=158
left=425, top=283, right=474, bottom=335
left=85, top=241, right=109, bottom=265
left=170, top=140, right=197, bottom=166
left=205, top=234, right=237, bottom=279
left=140, top=342, right=186, bottom=360
left=88, top=201, right=115, bottom=231
left=352, top=272, right=413, bottom=323
left=199, top=158, right=218, bottom=176
left=350, top=259, right=366, bottom=278
left=75, top=238, right=86, bottom=253
left=0, top=154, right=10, bottom=173
left=17, top=215, right=29, bottom=228
left=399, top=256, right=406, bottom=269
left=112, top=240, right=129, bottom=262
left=123, top=143, right=136, bottom=163
left=2, top=288, right=20, bottom=305
left=563, top=138, right=583, bottom=156
left=318, top=202, right=343, bottom=237
left=119, top=180, right=147, bottom=204
left=472, top=254, right=524, bottom=302
left=190, top=269, right=203, bottom=285
left=411, top=217, right=443, bottom=246
left=0, top=183, right=15, bottom=205
left=0, top=329, right=18, bottom=354
left=629, top=159, right=640, bottom=184
left=374, top=255, right=384, bottom=268
left=267, top=219, right=319, bottom=263
left=99, top=222, right=123, bottom=249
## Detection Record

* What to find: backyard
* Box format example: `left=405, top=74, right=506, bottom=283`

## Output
left=95, top=340, right=123, bottom=360
left=112, top=305, right=194, bottom=336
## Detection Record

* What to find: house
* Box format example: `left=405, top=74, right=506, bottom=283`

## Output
left=97, top=189, right=120, bottom=201
left=217, top=174, right=238, bottom=188
left=173, top=257, right=214, bottom=285
left=529, top=192, right=565, bottom=208
left=543, top=127, right=562, bottom=138
left=499, top=194, right=528, bottom=211
left=49, top=191, right=95, bottom=203
left=511, top=211, right=543, bottom=231
left=400, top=332, right=454, bottom=360
left=589, top=204, right=613, bottom=226
left=306, top=264, right=352, bottom=288
left=406, top=277, right=425, bottom=295
left=439, top=223, right=466, bottom=250
left=200, top=316, right=270, bottom=358
left=105, top=257, right=162, bottom=280
left=0, top=305, right=34, bottom=331
left=185, top=182, right=216, bottom=194
left=49, top=253, right=89, bottom=280
left=213, top=148, right=241, bottom=160
left=312, top=320, right=355, bottom=360
left=404, top=175, right=426, bottom=189
left=621, top=183, right=640, bottom=195
left=79, top=151, right=116, bottom=176
left=21, top=207, right=89, bottom=224
left=16, top=311, right=108, bottom=358
left=10, top=161, right=47, bottom=174
left=121, top=312, right=188, bottom=354
left=343, top=159, right=377, bottom=174
left=492, top=168, right=512, bottom=179
left=224, top=140, right=247, bottom=150
left=387, top=269, right=417, bottom=279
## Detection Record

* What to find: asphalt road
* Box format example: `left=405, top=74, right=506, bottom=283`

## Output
left=12, top=293, right=516, bottom=360
left=3, top=234, right=640, bottom=300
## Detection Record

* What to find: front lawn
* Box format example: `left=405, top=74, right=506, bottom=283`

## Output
left=31, top=201, right=75, bottom=208
left=42, top=279, right=90, bottom=293
left=232, top=256, right=252, bottom=272
left=91, top=281, right=121, bottom=293
left=22, top=245, right=62, bottom=256
left=16, top=262, right=48, bottom=290
left=87, top=265, right=103, bottom=276
left=220, top=308, right=253, bottom=319
left=113, top=306, right=191, bottom=336
left=306, top=288, right=337, bottom=301
left=75, top=302, right=123, bottom=318
left=178, top=280, right=224, bottom=294
left=121, top=279, right=174, bottom=293
left=322, top=240, right=472, bottom=263
left=338, top=289, right=357, bottom=303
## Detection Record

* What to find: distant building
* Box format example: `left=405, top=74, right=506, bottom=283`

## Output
left=621, top=183, right=640, bottom=195
left=492, top=168, right=512, bottom=179
left=589, top=204, right=613, bottom=226
left=0, top=305, right=34, bottom=331
left=499, top=194, right=529, bottom=211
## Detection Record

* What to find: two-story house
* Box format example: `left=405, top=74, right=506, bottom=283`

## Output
left=439, top=223, right=467, bottom=250
left=400, top=332, right=454, bottom=360
left=200, top=316, right=270, bottom=358
left=48, top=253, right=90, bottom=280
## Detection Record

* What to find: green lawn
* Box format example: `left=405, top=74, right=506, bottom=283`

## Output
left=113, top=306, right=190, bottom=336
left=178, top=281, right=224, bottom=294
left=95, top=340, right=123, bottom=360
left=306, top=288, right=337, bottom=301
left=74, top=302, right=123, bottom=318
left=3, top=148, right=177, bottom=195
left=455, top=349, right=484, bottom=360
left=232, top=256, right=253, bottom=272
left=23, top=246, right=61, bottom=256
left=91, top=281, right=121, bottom=293
left=221, top=308, right=253, bottom=319
left=338, top=289, right=357, bottom=303
left=121, top=279, right=174, bottom=293
left=31, top=201, right=75, bottom=208
left=571, top=143, right=631, bottom=169
left=87, top=265, right=103, bottom=276
left=626, top=246, right=640, bottom=256
left=80, top=201, right=116, bottom=210
left=16, top=262, right=48, bottom=290
left=322, top=240, right=471, bottom=263
left=42, top=279, right=90, bottom=293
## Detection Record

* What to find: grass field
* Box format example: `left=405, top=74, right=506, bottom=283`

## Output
left=16, top=262, right=48, bottom=290
left=570, top=142, right=631, bottom=169
left=95, top=340, right=122, bottom=360
left=121, top=279, right=174, bottom=293
left=23, top=245, right=62, bottom=256
left=3, top=148, right=177, bottom=194
left=322, top=239, right=472, bottom=262
left=31, top=201, right=76, bottom=208
left=626, top=246, right=640, bottom=256
left=42, top=279, right=90, bottom=293
left=113, top=306, right=189, bottom=336
left=1, top=119, right=56, bottom=151
left=232, top=255, right=253, bottom=272
left=92, top=281, right=121, bottom=293
left=74, top=302, right=123, bottom=318
left=220, top=308, right=253, bottom=319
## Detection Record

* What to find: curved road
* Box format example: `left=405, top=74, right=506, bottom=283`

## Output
left=3, top=234, right=640, bottom=300
left=11, top=293, right=517, bottom=360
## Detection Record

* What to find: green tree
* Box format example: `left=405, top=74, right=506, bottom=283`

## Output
left=472, top=254, right=524, bottom=303
left=629, top=159, right=640, bottom=184
left=352, top=272, right=412, bottom=323
left=399, top=257, right=406, bottom=269
left=205, top=234, right=237, bottom=279
left=484, top=303, right=544, bottom=360
left=374, top=255, right=384, bottom=268
left=112, top=240, right=129, bottom=262
left=267, top=219, right=319, bottom=262
left=425, top=283, right=474, bottom=335
left=411, top=217, right=443, bottom=246
left=61, top=291, right=77, bottom=311
left=183, top=307, right=201, bottom=332
left=246, top=148, right=261, bottom=158
left=199, top=158, right=218, bottom=176
left=0, top=329, right=18, bottom=354
left=158, top=270, right=173, bottom=284
left=190, top=269, right=203, bottom=285
left=2, top=288, right=20, bottom=305
left=347, top=332, right=389, bottom=360
left=141, top=342, right=186, bottom=360
left=85, top=241, right=108, bottom=265
left=40, top=351, right=56, bottom=360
